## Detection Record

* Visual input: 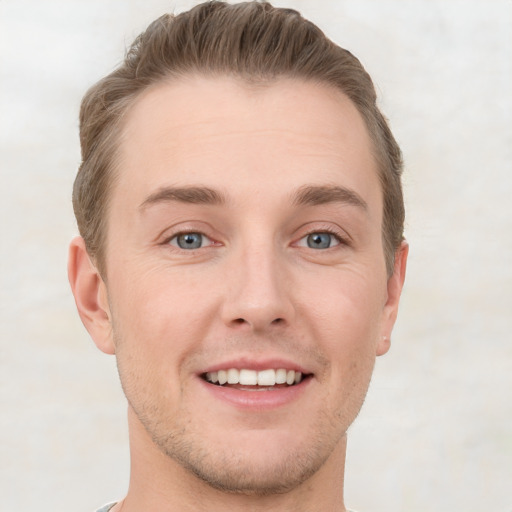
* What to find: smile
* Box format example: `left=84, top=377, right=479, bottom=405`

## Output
left=204, top=368, right=304, bottom=387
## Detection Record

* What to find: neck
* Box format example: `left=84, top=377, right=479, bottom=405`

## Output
left=116, top=407, right=347, bottom=512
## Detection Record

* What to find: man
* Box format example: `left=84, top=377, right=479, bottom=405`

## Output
left=68, top=2, right=408, bottom=511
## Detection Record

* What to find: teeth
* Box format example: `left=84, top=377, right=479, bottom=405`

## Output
left=206, top=371, right=218, bottom=383
left=205, top=368, right=304, bottom=387
left=239, top=369, right=258, bottom=385
left=217, top=370, right=227, bottom=385
left=227, top=368, right=239, bottom=384
left=257, top=369, right=276, bottom=386
left=275, top=368, right=287, bottom=384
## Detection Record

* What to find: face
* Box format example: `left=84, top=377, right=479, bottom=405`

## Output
left=94, top=77, right=405, bottom=493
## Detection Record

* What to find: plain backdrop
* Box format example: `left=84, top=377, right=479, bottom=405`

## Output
left=1, top=1, right=511, bottom=511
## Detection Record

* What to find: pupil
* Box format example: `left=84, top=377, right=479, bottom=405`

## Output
left=178, top=233, right=202, bottom=249
left=307, top=233, right=331, bottom=249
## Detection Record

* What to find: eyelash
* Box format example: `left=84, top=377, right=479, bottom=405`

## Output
left=296, top=227, right=348, bottom=249
left=164, top=231, right=216, bottom=250
left=162, top=226, right=348, bottom=252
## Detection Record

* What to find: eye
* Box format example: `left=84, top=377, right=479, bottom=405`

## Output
left=169, top=232, right=211, bottom=250
left=298, top=232, right=341, bottom=250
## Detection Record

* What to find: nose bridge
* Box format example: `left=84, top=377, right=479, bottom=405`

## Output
left=222, top=235, right=293, bottom=330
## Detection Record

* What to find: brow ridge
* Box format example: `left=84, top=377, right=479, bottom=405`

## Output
left=140, top=183, right=366, bottom=211
left=292, top=184, right=368, bottom=210
left=139, top=185, right=226, bottom=210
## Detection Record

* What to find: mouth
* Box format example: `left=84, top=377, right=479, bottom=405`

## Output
left=201, top=368, right=311, bottom=390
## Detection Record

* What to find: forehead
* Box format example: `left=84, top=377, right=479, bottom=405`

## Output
left=115, top=76, right=381, bottom=213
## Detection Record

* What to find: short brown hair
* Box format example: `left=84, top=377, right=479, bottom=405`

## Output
left=74, top=0, right=404, bottom=276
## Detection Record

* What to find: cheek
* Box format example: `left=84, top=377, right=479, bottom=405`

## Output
left=300, top=268, right=386, bottom=360
left=306, top=266, right=385, bottom=321
left=111, top=261, right=215, bottom=324
left=108, top=263, right=221, bottom=373
left=310, top=273, right=382, bottom=406
left=109, top=276, right=191, bottom=412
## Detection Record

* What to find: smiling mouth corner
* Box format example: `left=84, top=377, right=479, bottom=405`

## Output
left=201, top=368, right=310, bottom=388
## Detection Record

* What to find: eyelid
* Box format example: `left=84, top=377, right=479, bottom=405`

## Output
left=164, top=230, right=219, bottom=249
left=296, top=231, right=340, bottom=248
left=293, top=224, right=351, bottom=248
left=169, top=232, right=210, bottom=248
left=155, top=219, right=217, bottom=243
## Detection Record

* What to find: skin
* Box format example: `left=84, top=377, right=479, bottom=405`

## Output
left=69, top=76, right=408, bottom=512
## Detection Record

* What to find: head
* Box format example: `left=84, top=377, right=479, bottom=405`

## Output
left=73, top=0, right=404, bottom=279
left=69, top=1, right=407, bottom=501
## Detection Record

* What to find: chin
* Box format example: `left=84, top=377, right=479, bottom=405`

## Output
left=168, top=443, right=324, bottom=495
left=151, top=420, right=342, bottom=495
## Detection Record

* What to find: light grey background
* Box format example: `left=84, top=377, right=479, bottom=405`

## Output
left=1, top=1, right=511, bottom=511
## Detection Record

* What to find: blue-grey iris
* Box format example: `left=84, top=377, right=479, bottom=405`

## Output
left=177, top=233, right=203, bottom=249
left=307, top=233, right=332, bottom=249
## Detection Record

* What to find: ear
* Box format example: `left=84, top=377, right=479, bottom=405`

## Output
left=376, top=240, right=409, bottom=356
left=68, top=236, right=115, bottom=355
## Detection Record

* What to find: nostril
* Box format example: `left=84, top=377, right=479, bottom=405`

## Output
left=227, top=316, right=287, bottom=329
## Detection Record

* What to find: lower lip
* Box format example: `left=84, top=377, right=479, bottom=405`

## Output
left=198, top=376, right=312, bottom=410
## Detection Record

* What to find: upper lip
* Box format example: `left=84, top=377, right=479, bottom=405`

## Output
left=200, top=357, right=312, bottom=375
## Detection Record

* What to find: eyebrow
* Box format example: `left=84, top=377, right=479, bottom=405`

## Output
left=139, top=186, right=226, bottom=210
left=292, top=184, right=368, bottom=211
left=139, top=183, right=367, bottom=212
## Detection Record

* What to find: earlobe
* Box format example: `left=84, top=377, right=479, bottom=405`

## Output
left=68, top=236, right=115, bottom=355
left=376, top=240, right=409, bottom=356
left=376, top=334, right=390, bottom=356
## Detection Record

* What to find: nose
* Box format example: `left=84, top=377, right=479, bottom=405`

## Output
left=221, top=244, right=295, bottom=332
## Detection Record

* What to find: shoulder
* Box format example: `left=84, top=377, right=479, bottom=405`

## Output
left=95, top=504, right=117, bottom=512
